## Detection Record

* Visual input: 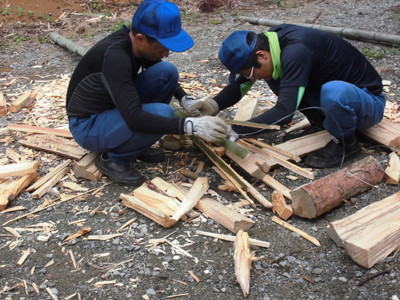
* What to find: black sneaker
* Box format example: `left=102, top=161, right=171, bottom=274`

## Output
left=136, top=146, right=165, bottom=163
left=304, top=135, right=361, bottom=168
left=282, top=126, right=324, bottom=142
left=95, top=153, right=145, bottom=185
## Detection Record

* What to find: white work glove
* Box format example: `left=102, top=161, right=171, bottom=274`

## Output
left=184, top=116, right=230, bottom=143
left=228, top=128, right=239, bottom=142
left=181, top=95, right=219, bottom=117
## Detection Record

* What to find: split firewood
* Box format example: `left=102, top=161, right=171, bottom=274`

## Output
left=63, top=227, right=91, bottom=243
left=234, top=230, right=257, bottom=297
left=272, top=216, right=321, bottom=246
left=16, top=248, right=31, bottom=266
left=10, top=90, right=31, bottom=113
left=0, top=91, right=6, bottom=116
left=259, top=174, right=292, bottom=200
left=196, top=230, right=270, bottom=248
left=327, top=191, right=400, bottom=268
left=234, top=97, right=258, bottom=121
left=0, top=173, right=37, bottom=210
left=27, top=159, right=72, bottom=192
left=385, top=152, right=400, bottom=184
left=0, top=161, right=40, bottom=178
left=120, top=193, right=174, bottom=228
left=285, top=118, right=311, bottom=133
left=6, top=148, right=24, bottom=163
left=363, top=118, right=400, bottom=151
left=272, top=191, right=293, bottom=220
left=31, top=166, right=70, bottom=199
left=290, top=156, right=384, bottom=219
left=7, top=123, right=73, bottom=138
left=196, top=197, right=255, bottom=233
left=19, top=134, right=87, bottom=160
left=133, top=185, right=187, bottom=221
left=72, top=153, right=102, bottom=181
left=171, top=177, right=208, bottom=222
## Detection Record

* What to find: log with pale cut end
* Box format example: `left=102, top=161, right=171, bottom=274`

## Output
left=234, top=230, right=255, bottom=297
left=385, top=152, right=400, bottom=185
left=327, top=191, right=400, bottom=268
left=290, top=156, right=384, bottom=219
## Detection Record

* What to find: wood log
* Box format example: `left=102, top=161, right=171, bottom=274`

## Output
left=19, top=134, right=87, bottom=160
left=72, top=153, right=102, bottom=181
left=272, top=191, right=293, bottom=220
left=363, top=118, right=400, bottom=151
left=8, top=123, right=73, bottom=138
left=196, top=197, right=255, bottom=233
left=291, top=156, right=384, bottom=219
left=0, top=173, right=37, bottom=210
left=327, top=191, right=400, bottom=268
left=384, top=152, right=400, bottom=185
left=0, top=161, right=40, bottom=178
left=0, top=91, right=6, bottom=116
left=120, top=193, right=173, bottom=228
left=234, top=230, right=255, bottom=297
left=10, top=90, right=31, bottom=113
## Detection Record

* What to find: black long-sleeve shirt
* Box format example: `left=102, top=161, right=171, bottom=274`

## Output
left=66, top=28, right=186, bottom=134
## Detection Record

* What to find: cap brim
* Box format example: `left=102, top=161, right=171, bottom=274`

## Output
left=157, top=29, right=194, bottom=52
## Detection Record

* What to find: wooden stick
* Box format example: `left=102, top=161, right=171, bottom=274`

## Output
left=2, top=183, right=110, bottom=226
left=271, top=216, right=321, bottom=246
left=10, top=90, right=31, bottom=113
left=226, top=119, right=280, bottom=130
left=27, top=159, right=72, bottom=192
left=242, top=138, right=301, bottom=162
left=31, top=167, right=70, bottom=199
left=196, top=230, right=270, bottom=248
left=7, top=123, right=73, bottom=138
left=171, top=177, right=208, bottom=222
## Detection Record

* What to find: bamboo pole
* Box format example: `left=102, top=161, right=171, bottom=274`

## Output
left=49, top=32, right=88, bottom=56
left=239, top=16, right=400, bottom=45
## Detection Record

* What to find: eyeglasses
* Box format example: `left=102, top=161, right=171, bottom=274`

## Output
left=244, top=66, right=254, bottom=79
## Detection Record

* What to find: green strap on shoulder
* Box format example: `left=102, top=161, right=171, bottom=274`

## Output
left=297, top=86, right=305, bottom=110
left=240, top=81, right=255, bottom=97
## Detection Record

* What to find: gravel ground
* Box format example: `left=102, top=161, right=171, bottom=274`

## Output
left=0, top=1, right=400, bottom=299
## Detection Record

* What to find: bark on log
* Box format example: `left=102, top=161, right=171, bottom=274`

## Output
left=290, top=156, right=384, bottom=219
left=239, top=16, right=400, bottom=45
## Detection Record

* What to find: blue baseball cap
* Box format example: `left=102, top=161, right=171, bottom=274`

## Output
left=132, top=0, right=194, bottom=52
left=218, top=31, right=257, bottom=83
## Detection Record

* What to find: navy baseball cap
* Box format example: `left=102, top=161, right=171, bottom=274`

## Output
left=132, top=0, right=194, bottom=52
left=218, top=31, right=257, bottom=83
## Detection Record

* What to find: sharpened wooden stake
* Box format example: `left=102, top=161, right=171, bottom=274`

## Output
left=171, top=177, right=208, bottom=222
left=234, top=230, right=256, bottom=297
left=272, top=216, right=321, bottom=246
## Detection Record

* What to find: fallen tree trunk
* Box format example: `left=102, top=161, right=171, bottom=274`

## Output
left=239, top=16, right=400, bottom=45
left=327, top=191, right=400, bottom=268
left=290, top=156, right=384, bottom=219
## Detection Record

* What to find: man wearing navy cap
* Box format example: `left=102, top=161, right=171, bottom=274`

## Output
left=66, top=0, right=233, bottom=185
left=188, top=25, right=385, bottom=168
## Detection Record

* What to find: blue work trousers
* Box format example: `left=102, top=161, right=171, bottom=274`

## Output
left=69, top=61, right=177, bottom=163
left=301, top=80, right=385, bottom=138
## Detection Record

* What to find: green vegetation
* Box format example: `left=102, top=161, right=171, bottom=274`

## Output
left=361, top=47, right=398, bottom=60
left=37, top=14, right=53, bottom=22
left=208, top=19, right=222, bottom=25
left=12, top=35, right=28, bottom=45
left=27, top=10, right=34, bottom=18
left=17, top=7, right=23, bottom=17
left=106, top=21, right=128, bottom=32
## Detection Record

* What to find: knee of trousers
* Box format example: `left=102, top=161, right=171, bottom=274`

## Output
left=320, top=81, right=353, bottom=111
left=155, top=61, right=179, bottom=83
left=145, top=103, right=174, bottom=118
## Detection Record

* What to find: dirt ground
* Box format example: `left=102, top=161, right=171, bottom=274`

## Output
left=0, top=0, right=400, bottom=299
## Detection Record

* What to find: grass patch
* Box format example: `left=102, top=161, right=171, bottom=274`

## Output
left=361, top=47, right=398, bottom=60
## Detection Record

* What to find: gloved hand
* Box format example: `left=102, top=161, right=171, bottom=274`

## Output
left=184, top=116, right=230, bottom=143
left=228, top=127, right=239, bottom=142
left=181, top=95, right=219, bottom=117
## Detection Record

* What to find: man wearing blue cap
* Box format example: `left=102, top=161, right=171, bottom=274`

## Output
left=66, top=0, right=232, bottom=185
left=185, top=24, right=385, bottom=168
